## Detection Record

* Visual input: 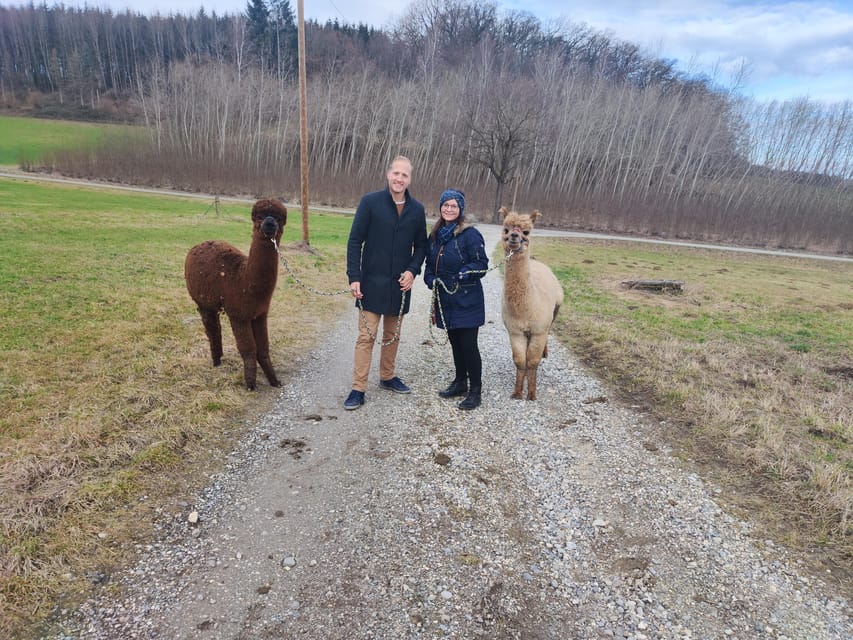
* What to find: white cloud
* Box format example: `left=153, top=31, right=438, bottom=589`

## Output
left=512, top=0, right=853, bottom=101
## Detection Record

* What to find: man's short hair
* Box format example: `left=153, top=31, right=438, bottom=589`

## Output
left=388, top=155, right=413, bottom=172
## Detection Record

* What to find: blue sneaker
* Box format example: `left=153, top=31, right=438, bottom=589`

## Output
left=344, top=389, right=365, bottom=410
left=379, top=376, right=411, bottom=394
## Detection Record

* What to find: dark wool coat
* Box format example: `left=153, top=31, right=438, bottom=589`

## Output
left=346, top=187, right=428, bottom=316
left=424, top=222, right=488, bottom=329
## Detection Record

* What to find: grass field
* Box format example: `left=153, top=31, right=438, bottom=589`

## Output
left=534, top=238, right=852, bottom=581
left=0, top=115, right=133, bottom=167
left=0, top=177, right=351, bottom=637
left=1, top=117, right=850, bottom=634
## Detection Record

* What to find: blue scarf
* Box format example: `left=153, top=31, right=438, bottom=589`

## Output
left=437, top=223, right=456, bottom=245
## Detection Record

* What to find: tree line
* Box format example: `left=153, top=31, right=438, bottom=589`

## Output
left=2, top=0, right=851, bottom=252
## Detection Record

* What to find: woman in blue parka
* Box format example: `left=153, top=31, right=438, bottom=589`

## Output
left=424, top=189, right=488, bottom=410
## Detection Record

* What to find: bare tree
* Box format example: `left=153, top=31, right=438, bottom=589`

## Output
left=464, top=74, right=540, bottom=221
left=10, top=2, right=849, bottom=252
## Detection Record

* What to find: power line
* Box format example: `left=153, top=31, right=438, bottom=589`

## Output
left=324, top=0, right=347, bottom=23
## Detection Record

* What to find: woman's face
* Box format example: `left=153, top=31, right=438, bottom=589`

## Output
left=440, top=198, right=460, bottom=222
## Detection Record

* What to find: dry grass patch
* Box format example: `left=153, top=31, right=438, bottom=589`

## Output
left=536, top=238, right=852, bottom=593
left=0, top=179, right=352, bottom=637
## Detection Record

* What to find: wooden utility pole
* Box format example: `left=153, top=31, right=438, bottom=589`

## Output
left=297, top=0, right=309, bottom=245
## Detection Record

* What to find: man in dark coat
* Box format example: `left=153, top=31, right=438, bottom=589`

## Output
left=344, top=155, right=428, bottom=410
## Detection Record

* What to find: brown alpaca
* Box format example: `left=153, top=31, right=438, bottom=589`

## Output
left=500, top=207, right=564, bottom=400
left=185, top=198, right=287, bottom=390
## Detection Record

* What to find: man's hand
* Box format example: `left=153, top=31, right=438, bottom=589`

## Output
left=399, top=271, right=414, bottom=291
left=350, top=281, right=363, bottom=299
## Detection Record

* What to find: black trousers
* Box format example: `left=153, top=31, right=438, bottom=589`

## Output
left=447, top=327, right=482, bottom=388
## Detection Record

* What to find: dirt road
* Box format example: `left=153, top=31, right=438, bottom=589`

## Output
left=46, top=223, right=851, bottom=640
left=3, top=169, right=850, bottom=264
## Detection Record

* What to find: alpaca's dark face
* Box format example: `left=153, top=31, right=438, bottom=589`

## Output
left=251, top=198, right=288, bottom=241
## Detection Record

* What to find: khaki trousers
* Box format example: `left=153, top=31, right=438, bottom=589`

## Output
left=352, top=311, right=404, bottom=391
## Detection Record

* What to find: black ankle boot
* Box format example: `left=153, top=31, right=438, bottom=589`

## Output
left=439, top=378, right=468, bottom=398
left=458, top=386, right=481, bottom=410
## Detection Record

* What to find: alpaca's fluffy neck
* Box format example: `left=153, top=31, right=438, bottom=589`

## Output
left=245, top=235, right=279, bottom=293
left=505, top=248, right=530, bottom=273
left=503, top=249, right=532, bottom=311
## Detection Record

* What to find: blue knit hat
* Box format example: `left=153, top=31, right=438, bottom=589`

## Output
left=439, top=189, right=465, bottom=218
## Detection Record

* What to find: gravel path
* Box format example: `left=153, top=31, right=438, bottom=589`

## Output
left=50, top=224, right=851, bottom=640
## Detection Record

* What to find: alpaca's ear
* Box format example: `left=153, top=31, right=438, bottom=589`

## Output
left=499, top=206, right=509, bottom=221
left=531, top=210, right=541, bottom=224
left=251, top=199, right=266, bottom=221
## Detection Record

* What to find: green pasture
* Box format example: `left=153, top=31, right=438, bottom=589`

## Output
left=0, top=115, right=132, bottom=166
left=0, top=176, right=351, bottom=636
left=536, top=237, right=852, bottom=560
left=0, top=115, right=850, bottom=633
left=542, top=241, right=852, bottom=356
left=0, top=180, right=347, bottom=354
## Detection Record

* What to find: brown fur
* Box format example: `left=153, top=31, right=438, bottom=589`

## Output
left=500, top=207, right=564, bottom=400
left=185, top=199, right=287, bottom=390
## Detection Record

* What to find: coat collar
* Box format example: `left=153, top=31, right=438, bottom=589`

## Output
left=385, top=186, right=409, bottom=205
left=451, top=219, right=469, bottom=236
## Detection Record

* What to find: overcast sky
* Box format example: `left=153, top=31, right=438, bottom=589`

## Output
left=74, top=0, right=853, bottom=102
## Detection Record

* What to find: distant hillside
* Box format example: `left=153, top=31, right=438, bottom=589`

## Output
left=2, top=1, right=850, bottom=253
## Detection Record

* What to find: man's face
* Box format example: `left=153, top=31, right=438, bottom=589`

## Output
left=386, top=160, right=412, bottom=196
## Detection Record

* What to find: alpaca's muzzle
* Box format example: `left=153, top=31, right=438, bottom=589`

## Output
left=506, top=228, right=527, bottom=250
left=260, top=216, right=280, bottom=238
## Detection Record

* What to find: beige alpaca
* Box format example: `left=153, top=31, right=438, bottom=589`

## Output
left=500, top=207, right=564, bottom=400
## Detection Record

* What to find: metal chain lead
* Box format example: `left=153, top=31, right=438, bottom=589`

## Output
left=272, top=238, right=351, bottom=296
left=428, top=278, right=458, bottom=345
left=272, top=238, right=515, bottom=349
left=358, top=296, right=406, bottom=347
left=427, top=249, right=516, bottom=344
left=272, top=238, right=405, bottom=347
